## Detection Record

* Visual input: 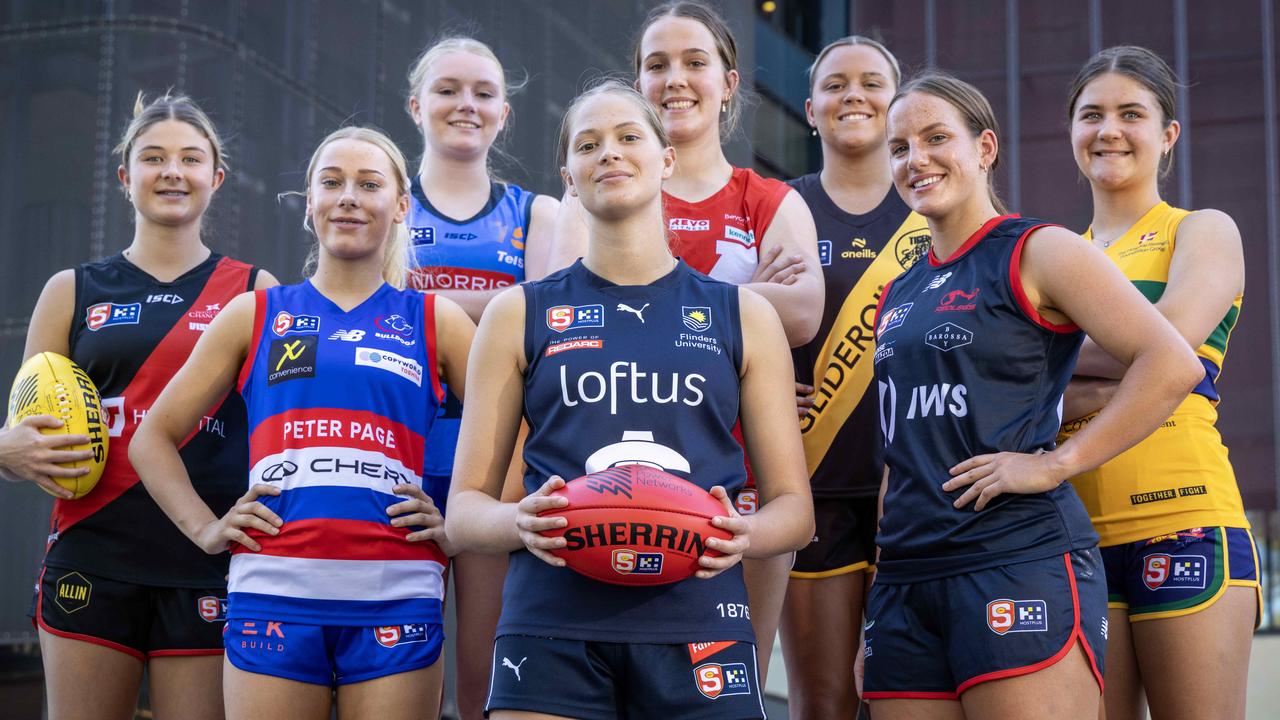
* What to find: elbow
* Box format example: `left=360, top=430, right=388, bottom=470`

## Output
left=784, top=312, right=820, bottom=347
left=1175, top=347, right=1205, bottom=395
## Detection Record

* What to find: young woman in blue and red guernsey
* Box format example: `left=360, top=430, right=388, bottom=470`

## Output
left=781, top=36, right=928, bottom=720
left=403, top=36, right=559, bottom=720
left=131, top=127, right=474, bottom=720
left=862, top=73, right=1202, bottom=720
left=13, top=93, right=276, bottom=720
left=446, top=80, right=813, bottom=720
left=1060, top=46, right=1257, bottom=720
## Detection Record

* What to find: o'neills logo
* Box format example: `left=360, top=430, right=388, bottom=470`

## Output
left=564, top=521, right=708, bottom=556
left=669, top=217, right=711, bottom=232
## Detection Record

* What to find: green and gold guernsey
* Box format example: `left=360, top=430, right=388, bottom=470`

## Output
left=1061, top=201, right=1248, bottom=546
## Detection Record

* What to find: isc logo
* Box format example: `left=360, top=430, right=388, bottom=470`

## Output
left=197, top=596, right=228, bottom=623
left=612, top=549, right=663, bottom=575
left=86, top=302, right=141, bottom=331
left=986, top=598, right=1049, bottom=635
left=694, top=662, right=752, bottom=699
left=1142, top=553, right=1206, bottom=590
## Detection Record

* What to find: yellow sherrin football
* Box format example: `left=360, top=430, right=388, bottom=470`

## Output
left=8, top=352, right=109, bottom=498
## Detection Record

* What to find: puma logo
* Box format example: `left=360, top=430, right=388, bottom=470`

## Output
left=502, top=656, right=527, bottom=681
left=617, top=303, right=649, bottom=323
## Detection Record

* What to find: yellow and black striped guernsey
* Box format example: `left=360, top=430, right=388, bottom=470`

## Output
left=788, top=174, right=930, bottom=498
left=1061, top=201, right=1248, bottom=546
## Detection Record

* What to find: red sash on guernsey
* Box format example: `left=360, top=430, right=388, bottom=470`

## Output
left=51, top=258, right=253, bottom=534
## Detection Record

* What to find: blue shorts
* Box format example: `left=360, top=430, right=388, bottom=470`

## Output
left=486, top=635, right=765, bottom=719
left=863, top=550, right=1106, bottom=700
left=1102, top=526, right=1261, bottom=623
left=224, top=618, right=443, bottom=686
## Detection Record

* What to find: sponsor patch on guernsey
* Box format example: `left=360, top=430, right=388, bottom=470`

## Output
left=355, top=347, right=422, bottom=386
left=545, top=338, right=603, bottom=357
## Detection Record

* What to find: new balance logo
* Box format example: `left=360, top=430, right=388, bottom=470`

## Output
left=329, top=329, right=366, bottom=342
left=617, top=303, right=649, bottom=323
left=502, top=656, right=527, bottom=681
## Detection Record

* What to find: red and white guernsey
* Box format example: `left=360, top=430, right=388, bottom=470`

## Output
left=663, top=166, right=791, bottom=283
left=232, top=281, right=446, bottom=625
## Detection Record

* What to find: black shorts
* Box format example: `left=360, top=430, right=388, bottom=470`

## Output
left=486, top=635, right=765, bottom=719
left=32, top=565, right=226, bottom=660
left=791, top=496, right=877, bottom=577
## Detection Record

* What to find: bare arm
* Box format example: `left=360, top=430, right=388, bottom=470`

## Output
left=520, top=194, right=561, bottom=282
left=253, top=269, right=280, bottom=291
left=732, top=288, right=815, bottom=557
left=129, top=293, right=281, bottom=552
left=542, top=192, right=590, bottom=275
left=444, top=288, right=536, bottom=554
left=946, top=227, right=1202, bottom=510
left=743, top=191, right=824, bottom=347
left=2, top=270, right=93, bottom=493
left=1072, top=209, right=1244, bottom=380
left=1061, top=377, right=1119, bottom=423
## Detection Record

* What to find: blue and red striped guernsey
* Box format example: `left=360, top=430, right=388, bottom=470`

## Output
left=232, top=280, right=446, bottom=626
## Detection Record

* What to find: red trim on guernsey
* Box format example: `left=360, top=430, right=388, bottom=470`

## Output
left=862, top=690, right=959, bottom=701
left=1009, top=226, right=1080, bottom=333
left=954, top=553, right=1103, bottom=695
left=423, top=294, right=445, bottom=403
left=247, top=407, right=425, bottom=470
left=237, top=289, right=267, bottom=393
left=53, top=258, right=253, bottom=533
left=928, top=214, right=1017, bottom=267
left=34, top=568, right=146, bottom=661
left=149, top=648, right=224, bottom=658
left=872, top=277, right=898, bottom=342
left=244, top=518, right=448, bottom=564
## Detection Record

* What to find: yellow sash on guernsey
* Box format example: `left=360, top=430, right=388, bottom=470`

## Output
left=801, top=214, right=929, bottom=476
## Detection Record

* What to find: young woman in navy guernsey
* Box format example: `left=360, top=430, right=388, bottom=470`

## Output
left=131, top=127, right=474, bottom=720
left=446, top=80, right=813, bottom=720
left=403, top=36, right=560, bottom=720
left=862, top=73, right=1202, bottom=720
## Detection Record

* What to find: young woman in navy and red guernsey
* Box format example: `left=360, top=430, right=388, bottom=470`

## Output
left=446, top=80, right=813, bottom=720
left=131, top=127, right=474, bottom=719
left=404, top=36, right=560, bottom=720
left=13, top=93, right=276, bottom=720
left=1061, top=47, right=1257, bottom=720
left=633, top=1, right=823, bottom=671
left=781, top=36, right=929, bottom=720
left=863, top=73, right=1203, bottom=719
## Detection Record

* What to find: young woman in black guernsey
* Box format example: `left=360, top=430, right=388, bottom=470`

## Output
left=782, top=36, right=928, bottom=720
left=446, top=80, right=813, bottom=720
left=17, top=93, right=277, bottom=720
left=863, top=73, right=1202, bottom=719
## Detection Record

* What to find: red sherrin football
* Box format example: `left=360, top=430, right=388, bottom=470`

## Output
left=538, top=465, right=733, bottom=586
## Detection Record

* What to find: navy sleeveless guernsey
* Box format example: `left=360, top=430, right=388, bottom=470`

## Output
left=233, top=281, right=446, bottom=625
left=873, top=216, right=1098, bottom=583
left=498, top=259, right=753, bottom=644
left=406, top=177, right=533, bottom=486
left=50, top=252, right=256, bottom=586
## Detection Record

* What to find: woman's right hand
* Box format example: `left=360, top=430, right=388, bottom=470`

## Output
left=194, top=483, right=283, bottom=554
left=795, top=382, right=815, bottom=419
left=751, top=245, right=808, bottom=286
left=515, top=475, right=569, bottom=567
left=0, top=416, right=93, bottom=498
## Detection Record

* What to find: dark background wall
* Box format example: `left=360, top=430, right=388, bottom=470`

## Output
left=1, top=0, right=1276, bottom=649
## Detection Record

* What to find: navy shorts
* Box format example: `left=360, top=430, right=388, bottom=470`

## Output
left=791, top=496, right=877, bottom=577
left=33, top=565, right=226, bottom=659
left=224, top=618, right=443, bottom=686
left=1102, top=526, right=1261, bottom=624
left=863, top=550, right=1106, bottom=699
left=486, top=635, right=765, bottom=719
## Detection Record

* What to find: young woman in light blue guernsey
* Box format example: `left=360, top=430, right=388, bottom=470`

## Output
left=403, top=36, right=560, bottom=719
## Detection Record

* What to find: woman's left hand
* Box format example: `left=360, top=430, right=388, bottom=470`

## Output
left=388, top=484, right=454, bottom=554
left=696, top=486, right=753, bottom=579
left=942, top=451, right=1063, bottom=511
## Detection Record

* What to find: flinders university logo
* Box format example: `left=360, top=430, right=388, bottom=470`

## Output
left=681, top=307, right=711, bottom=332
